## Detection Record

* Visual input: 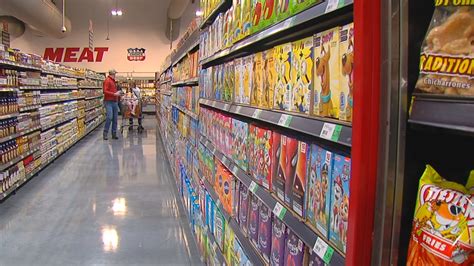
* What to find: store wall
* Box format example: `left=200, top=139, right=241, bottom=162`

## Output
left=8, top=0, right=198, bottom=73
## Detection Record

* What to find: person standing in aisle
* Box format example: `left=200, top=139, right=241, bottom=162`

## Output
left=129, top=81, right=144, bottom=130
left=103, top=69, right=121, bottom=140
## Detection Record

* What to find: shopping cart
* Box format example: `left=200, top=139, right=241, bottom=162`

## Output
left=120, top=94, right=144, bottom=134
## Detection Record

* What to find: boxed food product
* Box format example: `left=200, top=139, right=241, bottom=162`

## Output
left=407, top=165, right=474, bottom=265
left=274, top=43, right=292, bottom=111
left=306, top=144, right=333, bottom=237
left=224, top=220, right=235, bottom=264
left=214, top=208, right=225, bottom=250
left=258, top=201, right=272, bottom=262
left=242, top=55, right=254, bottom=105
left=234, top=238, right=252, bottom=265
left=276, top=0, right=292, bottom=22
left=224, top=114, right=233, bottom=155
left=222, top=168, right=237, bottom=216
left=339, top=22, right=354, bottom=122
left=274, top=134, right=288, bottom=202
left=233, top=0, right=244, bottom=42
left=252, top=52, right=264, bottom=106
left=242, top=0, right=253, bottom=38
left=234, top=58, right=244, bottom=103
left=329, top=153, right=351, bottom=252
left=231, top=118, right=249, bottom=171
left=285, top=136, right=299, bottom=206
left=284, top=228, right=304, bottom=266
left=292, top=140, right=309, bottom=217
left=238, top=183, right=250, bottom=233
left=291, top=37, right=313, bottom=114
left=215, top=159, right=225, bottom=197
left=224, top=61, right=235, bottom=102
left=256, top=127, right=273, bottom=190
left=313, top=27, right=341, bottom=118
left=249, top=194, right=261, bottom=247
left=309, top=248, right=325, bottom=266
left=263, top=48, right=276, bottom=108
left=415, top=5, right=474, bottom=96
left=249, top=124, right=259, bottom=180
left=291, top=0, right=321, bottom=15
left=270, top=215, right=287, bottom=266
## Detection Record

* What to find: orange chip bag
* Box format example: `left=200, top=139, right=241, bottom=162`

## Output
left=407, top=165, right=474, bottom=265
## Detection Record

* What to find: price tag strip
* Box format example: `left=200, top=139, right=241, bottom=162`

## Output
left=235, top=106, right=242, bottom=113
left=278, top=114, right=293, bottom=127
left=252, top=109, right=262, bottom=119
left=320, top=123, right=342, bottom=142
left=249, top=181, right=258, bottom=194
left=325, top=0, right=343, bottom=13
left=272, top=202, right=287, bottom=220
left=313, top=237, right=335, bottom=264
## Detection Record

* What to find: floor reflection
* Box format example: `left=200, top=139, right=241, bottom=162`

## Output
left=101, top=225, right=119, bottom=253
left=112, top=197, right=127, bottom=216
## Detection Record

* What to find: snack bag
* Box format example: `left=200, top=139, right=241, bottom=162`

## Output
left=415, top=4, right=473, bottom=96
left=407, top=165, right=474, bottom=265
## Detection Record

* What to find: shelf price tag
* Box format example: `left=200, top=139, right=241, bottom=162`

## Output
left=232, top=165, right=239, bottom=174
left=313, top=237, right=334, bottom=264
left=278, top=114, right=293, bottom=127
left=320, top=123, right=342, bottom=142
left=249, top=181, right=258, bottom=194
left=273, top=202, right=287, bottom=220
left=235, top=106, right=242, bottom=113
left=325, top=0, right=342, bottom=13
left=223, top=103, right=230, bottom=111
left=252, top=109, right=262, bottom=119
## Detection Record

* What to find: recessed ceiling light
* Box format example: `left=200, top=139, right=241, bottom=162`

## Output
left=111, top=9, right=117, bottom=16
left=117, top=10, right=123, bottom=16
left=195, top=10, right=203, bottom=17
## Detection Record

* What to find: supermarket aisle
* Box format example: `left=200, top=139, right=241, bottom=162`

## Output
left=0, top=118, right=203, bottom=265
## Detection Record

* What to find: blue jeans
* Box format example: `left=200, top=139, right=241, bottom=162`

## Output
left=104, top=101, right=119, bottom=136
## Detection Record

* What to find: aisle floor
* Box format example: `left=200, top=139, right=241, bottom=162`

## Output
left=0, top=118, right=203, bottom=265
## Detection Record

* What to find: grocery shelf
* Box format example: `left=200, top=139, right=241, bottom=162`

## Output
left=0, top=87, right=19, bottom=92
left=159, top=79, right=172, bottom=85
left=159, top=91, right=172, bottom=96
left=199, top=134, right=345, bottom=265
left=205, top=225, right=227, bottom=265
left=0, top=126, right=41, bottom=144
left=0, top=118, right=104, bottom=201
left=0, top=147, right=40, bottom=172
left=85, top=95, right=103, bottom=100
left=19, top=105, right=41, bottom=112
left=200, top=0, right=353, bottom=66
left=41, top=116, right=77, bottom=132
left=0, top=112, right=19, bottom=120
left=199, top=0, right=232, bottom=29
left=200, top=99, right=352, bottom=147
left=41, top=97, right=84, bottom=105
left=171, top=30, right=200, bottom=66
left=171, top=77, right=199, bottom=87
left=0, top=59, right=41, bottom=71
left=78, top=86, right=102, bottom=89
left=85, top=75, right=105, bottom=81
left=85, top=104, right=103, bottom=112
left=85, top=113, right=101, bottom=123
left=172, top=104, right=199, bottom=120
left=41, top=69, right=83, bottom=79
left=409, top=94, right=474, bottom=135
left=20, top=86, right=79, bottom=90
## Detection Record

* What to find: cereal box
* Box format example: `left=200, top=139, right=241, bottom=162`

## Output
left=252, top=0, right=277, bottom=33
left=242, top=0, right=253, bottom=38
left=234, top=238, right=252, bottom=266
left=276, top=0, right=292, bottom=22
left=309, top=249, right=325, bottom=266
left=274, top=43, right=292, bottom=111
left=285, top=136, right=298, bottom=206
left=306, top=144, right=333, bottom=237
left=249, top=194, right=260, bottom=247
left=291, top=0, right=321, bottom=15
left=257, top=127, right=273, bottom=190
left=270, top=130, right=281, bottom=193
left=224, top=220, right=235, bottom=264
left=270, top=215, right=287, bottom=266
left=274, top=134, right=287, bottom=202
left=233, top=0, right=243, bottom=42
left=292, top=141, right=309, bottom=217
left=214, top=159, right=226, bottom=200
left=284, top=228, right=304, bottom=266
left=231, top=118, right=249, bottom=171
left=313, top=27, right=341, bottom=118
left=329, top=153, right=351, bottom=252
left=249, top=124, right=259, bottom=181
left=214, top=208, right=225, bottom=250
left=263, top=48, right=276, bottom=108
left=258, top=202, right=272, bottom=262
left=238, top=183, right=250, bottom=233
left=252, top=52, right=264, bottom=107
left=234, top=58, right=244, bottom=104
left=224, top=61, right=235, bottom=102
left=339, top=23, right=354, bottom=122
left=291, top=37, right=313, bottom=114
left=223, top=115, right=233, bottom=155
left=242, top=55, right=254, bottom=105
left=222, top=169, right=237, bottom=216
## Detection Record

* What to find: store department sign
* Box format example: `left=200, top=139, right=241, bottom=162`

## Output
left=43, top=47, right=109, bottom=62
left=127, top=48, right=146, bottom=61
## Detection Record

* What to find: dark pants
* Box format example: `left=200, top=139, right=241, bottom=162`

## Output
left=129, top=117, right=142, bottom=127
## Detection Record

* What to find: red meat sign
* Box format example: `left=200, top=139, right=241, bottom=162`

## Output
left=127, top=48, right=146, bottom=61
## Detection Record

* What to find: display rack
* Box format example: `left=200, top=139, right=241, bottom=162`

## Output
left=171, top=77, right=199, bottom=87
left=199, top=0, right=232, bottom=29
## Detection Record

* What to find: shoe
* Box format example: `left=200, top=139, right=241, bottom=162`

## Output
left=103, top=135, right=108, bottom=140
left=112, top=135, right=119, bottom=140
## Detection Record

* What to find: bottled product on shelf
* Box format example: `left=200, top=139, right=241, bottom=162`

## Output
left=0, top=91, right=19, bottom=116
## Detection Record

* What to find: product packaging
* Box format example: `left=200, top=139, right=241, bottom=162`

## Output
left=284, top=228, right=305, bottom=266
left=270, top=131, right=281, bottom=194
left=249, top=193, right=260, bottom=247
left=270, top=215, right=287, bottom=266
left=234, top=58, right=244, bottom=104
left=292, top=140, right=309, bottom=217
left=276, top=0, right=292, bottom=22
left=339, top=22, right=354, bottom=122
left=263, top=48, right=276, bottom=108
left=309, top=248, right=326, bottom=266
left=238, top=183, right=250, bottom=233
left=285, top=136, right=299, bottom=207
left=249, top=124, right=259, bottom=181
left=407, top=165, right=474, bottom=265
left=257, top=127, right=273, bottom=190
left=234, top=238, right=252, bottom=265
left=224, top=220, right=235, bottom=264
left=313, top=27, right=341, bottom=118
left=241, top=0, right=253, bottom=38
left=274, top=43, right=292, bottom=111
left=232, top=118, right=249, bottom=171
left=222, top=167, right=237, bottom=216
left=329, top=153, right=351, bottom=252
left=214, top=208, right=225, bottom=250
left=291, top=0, right=321, bottom=15
left=274, top=134, right=288, bottom=202
left=233, top=0, right=244, bottom=42
left=252, top=52, right=264, bottom=106
left=252, top=0, right=277, bottom=33
left=258, top=202, right=272, bottom=262
left=242, top=55, right=254, bottom=105
left=291, top=36, right=313, bottom=114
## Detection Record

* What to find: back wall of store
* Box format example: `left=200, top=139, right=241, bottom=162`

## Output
left=8, top=0, right=198, bottom=73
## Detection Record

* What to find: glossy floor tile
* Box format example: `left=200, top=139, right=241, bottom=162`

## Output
left=0, top=118, right=203, bottom=265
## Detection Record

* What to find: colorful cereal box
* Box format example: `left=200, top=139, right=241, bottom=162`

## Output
left=257, top=127, right=273, bottom=190
left=309, top=249, right=326, bottom=266
left=242, top=55, right=254, bottom=105
left=263, top=48, right=276, bottom=108
left=270, top=131, right=281, bottom=193
left=313, top=27, right=341, bottom=118
left=252, top=52, right=264, bottom=106
left=274, top=134, right=288, bottom=202
left=306, top=144, right=333, bottom=237
left=276, top=0, right=292, bottom=22
left=258, top=202, right=273, bottom=262
left=233, top=0, right=243, bottom=42
left=291, top=0, right=321, bottom=15
left=214, top=208, right=225, bottom=250
left=274, top=43, right=292, bottom=111
left=234, top=58, right=244, bottom=104
left=238, top=183, right=250, bottom=233
left=249, top=124, right=259, bottom=181
left=292, top=141, right=309, bottom=217
left=234, top=238, right=252, bottom=266
left=224, top=220, right=235, bottom=264
left=291, top=37, right=313, bottom=114
left=285, top=136, right=299, bottom=206
left=329, top=154, right=351, bottom=252
left=339, top=23, right=354, bottom=122
left=270, top=216, right=287, bottom=266
left=249, top=194, right=260, bottom=247
left=222, top=169, right=237, bottom=216
left=232, top=118, right=249, bottom=171
left=242, top=0, right=253, bottom=38
left=284, top=228, right=304, bottom=266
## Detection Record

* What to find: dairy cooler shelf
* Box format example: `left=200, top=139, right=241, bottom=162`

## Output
left=0, top=147, right=40, bottom=172
left=171, top=77, right=199, bottom=87
left=0, top=118, right=104, bottom=201
left=0, top=126, right=41, bottom=144
left=200, top=0, right=353, bottom=66
left=200, top=99, right=352, bottom=147
left=199, top=134, right=345, bottom=265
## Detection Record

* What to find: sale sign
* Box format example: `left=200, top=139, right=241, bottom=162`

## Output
left=43, top=47, right=109, bottom=62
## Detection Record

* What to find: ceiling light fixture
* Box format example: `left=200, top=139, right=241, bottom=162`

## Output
left=195, top=10, right=203, bottom=17
left=111, top=0, right=123, bottom=16
left=111, top=9, right=117, bottom=16
left=116, top=10, right=123, bottom=16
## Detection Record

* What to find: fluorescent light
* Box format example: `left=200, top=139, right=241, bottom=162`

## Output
left=195, top=10, right=203, bottom=17
left=117, top=10, right=123, bottom=16
left=111, top=9, right=117, bottom=16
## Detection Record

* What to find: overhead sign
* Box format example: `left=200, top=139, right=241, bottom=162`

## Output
left=43, top=47, right=109, bottom=62
left=127, top=48, right=146, bottom=61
